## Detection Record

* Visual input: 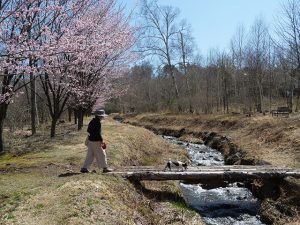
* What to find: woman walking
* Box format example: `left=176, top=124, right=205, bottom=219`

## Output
left=80, top=109, right=113, bottom=173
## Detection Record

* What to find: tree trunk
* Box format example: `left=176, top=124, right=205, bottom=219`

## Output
left=225, top=77, right=229, bottom=114
left=40, top=110, right=44, bottom=124
left=50, top=119, right=57, bottom=138
left=68, top=108, right=72, bottom=122
left=0, top=104, right=8, bottom=153
left=172, top=79, right=180, bottom=111
left=295, top=95, right=299, bottom=112
left=259, top=87, right=263, bottom=113
left=77, top=109, right=84, bottom=130
left=242, top=75, right=248, bottom=112
left=287, top=92, right=293, bottom=111
left=296, top=77, right=300, bottom=112
left=205, top=75, right=210, bottom=114
left=222, top=75, right=228, bottom=114
left=169, top=69, right=180, bottom=111
left=74, top=110, right=78, bottom=124
left=36, top=100, right=39, bottom=127
left=179, top=32, right=193, bottom=113
left=0, top=120, right=4, bottom=153
left=23, top=75, right=30, bottom=106
left=257, top=80, right=263, bottom=113
left=30, top=74, right=37, bottom=135
left=48, top=98, right=68, bottom=138
left=269, top=83, right=272, bottom=112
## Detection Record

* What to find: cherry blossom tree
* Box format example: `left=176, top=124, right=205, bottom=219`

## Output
left=59, top=0, right=135, bottom=130
left=0, top=0, right=135, bottom=150
left=38, top=0, right=98, bottom=138
left=0, top=0, right=66, bottom=151
left=0, top=0, right=101, bottom=150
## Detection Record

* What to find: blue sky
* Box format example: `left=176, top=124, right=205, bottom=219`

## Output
left=120, top=0, right=284, bottom=56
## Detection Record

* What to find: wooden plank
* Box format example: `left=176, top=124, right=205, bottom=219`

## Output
left=121, top=165, right=282, bottom=171
left=124, top=171, right=300, bottom=181
left=118, top=166, right=289, bottom=173
left=110, top=166, right=300, bottom=182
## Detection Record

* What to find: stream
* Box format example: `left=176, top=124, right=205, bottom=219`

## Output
left=162, top=135, right=265, bottom=225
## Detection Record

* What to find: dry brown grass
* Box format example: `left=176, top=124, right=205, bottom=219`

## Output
left=126, top=112, right=300, bottom=168
left=0, top=118, right=204, bottom=225
left=124, top=112, right=300, bottom=225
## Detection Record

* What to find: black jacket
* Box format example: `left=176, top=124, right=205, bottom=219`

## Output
left=87, top=117, right=103, bottom=142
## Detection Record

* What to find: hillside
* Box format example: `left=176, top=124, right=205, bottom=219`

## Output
left=0, top=118, right=203, bottom=225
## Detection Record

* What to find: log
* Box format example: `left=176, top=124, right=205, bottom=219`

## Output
left=110, top=166, right=300, bottom=183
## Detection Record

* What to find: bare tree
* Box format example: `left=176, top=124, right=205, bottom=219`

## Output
left=245, top=18, right=269, bottom=113
left=140, top=0, right=182, bottom=110
left=177, top=21, right=195, bottom=112
left=266, top=36, right=277, bottom=112
left=217, top=52, right=234, bottom=113
left=276, top=0, right=300, bottom=111
left=230, top=24, right=247, bottom=107
left=118, top=10, right=300, bottom=116
left=205, top=49, right=219, bottom=113
left=122, top=63, right=154, bottom=112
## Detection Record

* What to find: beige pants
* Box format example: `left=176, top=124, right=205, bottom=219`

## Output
left=83, top=141, right=108, bottom=169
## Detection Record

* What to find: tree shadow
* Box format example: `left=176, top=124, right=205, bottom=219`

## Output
left=58, top=172, right=81, bottom=177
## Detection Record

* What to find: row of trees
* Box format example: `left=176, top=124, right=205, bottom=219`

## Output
left=2, top=0, right=300, bottom=153
left=116, top=0, right=300, bottom=114
left=0, top=0, right=135, bottom=152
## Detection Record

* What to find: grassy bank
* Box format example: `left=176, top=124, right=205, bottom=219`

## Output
left=123, top=113, right=300, bottom=168
left=0, top=118, right=203, bottom=225
left=123, top=112, right=300, bottom=224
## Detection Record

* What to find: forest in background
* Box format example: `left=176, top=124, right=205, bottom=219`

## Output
left=1, top=0, right=300, bottom=151
left=110, top=0, right=300, bottom=115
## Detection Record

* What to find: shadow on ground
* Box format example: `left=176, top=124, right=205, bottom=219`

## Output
left=58, top=172, right=82, bottom=177
left=129, top=179, right=186, bottom=203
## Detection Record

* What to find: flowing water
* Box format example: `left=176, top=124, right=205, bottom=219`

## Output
left=162, top=135, right=265, bottom=225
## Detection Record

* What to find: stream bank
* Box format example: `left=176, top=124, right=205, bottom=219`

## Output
left=120, top=113, right=300, bottom=225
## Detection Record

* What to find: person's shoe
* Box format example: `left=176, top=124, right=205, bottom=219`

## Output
left=103, top=167, right=113, bottom=173
left=80, top=168, right=89, bottom=173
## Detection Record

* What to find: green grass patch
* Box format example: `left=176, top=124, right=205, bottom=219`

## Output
left=35, top=203, right=44, bottom=209
left=87, top=198, right=100, bottom=206
left=137, top=205, right=152, bottom=216
left=170, top=199, right=190, bottom=210
left=4, top=213, right=15, bottom=220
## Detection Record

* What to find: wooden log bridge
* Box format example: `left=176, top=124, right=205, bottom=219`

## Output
left=110, top=165, right=300, bottom=183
